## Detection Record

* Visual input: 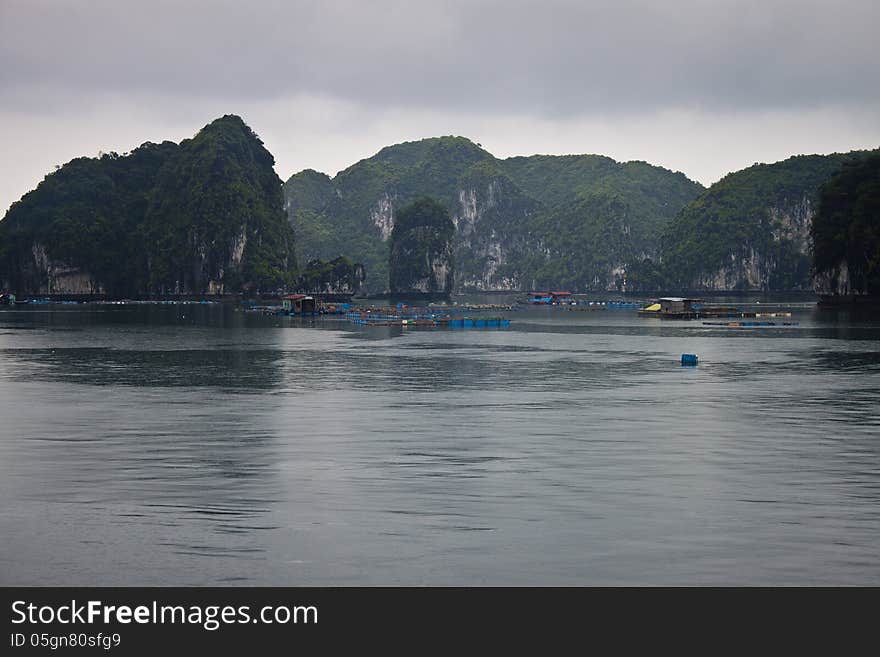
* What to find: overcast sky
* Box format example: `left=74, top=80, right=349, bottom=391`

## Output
left=2, top=0, right=879, bottom=214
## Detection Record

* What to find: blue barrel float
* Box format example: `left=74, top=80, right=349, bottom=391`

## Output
left=681, top=353, right=699, bottom=366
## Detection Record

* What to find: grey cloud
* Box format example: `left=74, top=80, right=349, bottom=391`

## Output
left=2, top=0, right=878, bottom=116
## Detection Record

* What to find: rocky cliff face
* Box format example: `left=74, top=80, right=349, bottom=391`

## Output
left=769, top=195, right=813, bottom=254
left=370, top=193, right=396, bottom=241
left=12, top=243, right=105, bottom=294
left=450, top=171, right=540, bottom=291
left=813, top=261, right=854, bottom=296
left=674, top=197, right=815, bottom=291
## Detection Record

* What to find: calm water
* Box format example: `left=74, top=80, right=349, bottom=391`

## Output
left=1, top=298, right=879, bottom=585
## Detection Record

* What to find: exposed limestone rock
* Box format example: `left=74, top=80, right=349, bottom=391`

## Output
left=371, top=194, right=396, bottom=241
left=16, top=244, right=104, bottom=294
left=814, top=260, right=853, bottom=297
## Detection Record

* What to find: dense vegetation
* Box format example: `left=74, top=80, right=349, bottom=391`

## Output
left=285, top=137, right=488, bottom=291
left=389, top=198, right=455, bottom=294
left=298, top=256, right=364, bottom=295
left=0, top=115, right=297, bottom=295
left=143, top=115, right=295, bottom=294
left=660, top=152, right=875, bottom=290
left=811, top=151, right=880, bottom=296
left=284, top=137, right=703, bottom=292
left=0, top=142, right=178, bottom=296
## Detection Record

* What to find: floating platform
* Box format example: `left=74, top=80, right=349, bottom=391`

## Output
left=702, top=321, right=799, bottom=327
left=350, top=318, right=439, bottom=327
left=639, top=305, right=759, bottom=319
left=346, top=304, right=512, bottom=323
left=348, top=314, right=511, bottom=329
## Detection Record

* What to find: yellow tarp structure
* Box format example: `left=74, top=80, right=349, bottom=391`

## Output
left=642, top=303, right=661, bottom=311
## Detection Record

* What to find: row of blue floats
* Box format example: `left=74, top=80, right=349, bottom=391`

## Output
left=347, top=315, right=511, bottom=328
left=447, top=318, right=510, bottom=328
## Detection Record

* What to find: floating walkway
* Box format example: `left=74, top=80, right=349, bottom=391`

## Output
left=557, top=300, right=647, bottom=310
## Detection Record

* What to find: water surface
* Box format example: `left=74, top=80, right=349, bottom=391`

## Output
left=1, top=299, right=878, bottom=585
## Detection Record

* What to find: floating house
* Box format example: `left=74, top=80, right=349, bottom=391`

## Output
left=531, top=292, right=552, bottom=304
left=638, top=297, right=702, bottom=318
left=281, top=294, right=317, bottom=315
left=638, top=297, right=759, bottom=319
left=531, top=291, right=574, bottom=305
left=550, top=291, right=573, bottom=304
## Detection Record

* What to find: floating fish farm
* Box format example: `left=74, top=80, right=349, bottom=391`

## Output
left=345, top=305, right=512, bottom=329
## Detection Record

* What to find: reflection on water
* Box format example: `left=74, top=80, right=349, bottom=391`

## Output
left=0, top=300, right=879, bottom=585
left=2, top=348, right=287, bottom=389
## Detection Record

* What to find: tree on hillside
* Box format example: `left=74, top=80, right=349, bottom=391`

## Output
left=389, top=197, right=455, bottom=294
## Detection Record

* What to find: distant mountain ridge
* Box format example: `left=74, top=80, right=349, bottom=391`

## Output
left=283, top=137, right=704, bottom=293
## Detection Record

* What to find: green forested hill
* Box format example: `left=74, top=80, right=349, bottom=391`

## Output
left=284, top=138, right=704, bottom=292
left=660, top=151, right=877, bottom=291
left=812, top=151, right=880, bottom=297
left=143, top=115, right=295, bottom=294
left=503, top=156, right=704, bottom=290
left=0, top=141, right=178, bottom=296
left=285, top=137, right=494, bottom=289
left=0, top=115, right=297, bottom=296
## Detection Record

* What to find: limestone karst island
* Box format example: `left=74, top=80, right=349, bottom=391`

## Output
left=2, top=116, right=878, bottom=307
